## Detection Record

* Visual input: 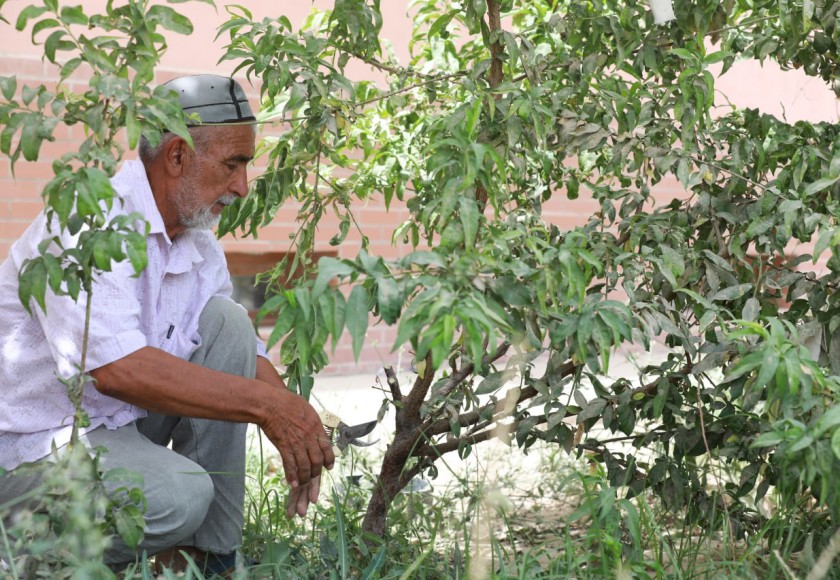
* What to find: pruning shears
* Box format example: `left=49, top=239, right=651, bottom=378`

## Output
left=319, top=409, right=378, bottom=456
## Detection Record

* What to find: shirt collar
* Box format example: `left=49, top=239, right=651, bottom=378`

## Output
left=117, top=159, right=168, bottom=241
left=115, top=159, right=206, bottom=272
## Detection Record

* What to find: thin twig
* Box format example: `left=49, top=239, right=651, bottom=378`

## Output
left=351, top=53, right=433, bottom=80
left=383, top=365, right=402, bottom=402
left=354, top=71, right=468, bottom=109
left=436, top=342, right=511, bottom=399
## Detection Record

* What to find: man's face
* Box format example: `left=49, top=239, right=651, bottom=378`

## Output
left=172, top=124, right=256, bottom=231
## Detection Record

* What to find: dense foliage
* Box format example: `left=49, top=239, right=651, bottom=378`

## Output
left=6, top=0, right=840, bottom=574
left=218, top=0, right=840, bottom=547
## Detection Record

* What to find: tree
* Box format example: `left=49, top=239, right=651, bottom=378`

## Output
left=219, top=0, right=840, bottom=548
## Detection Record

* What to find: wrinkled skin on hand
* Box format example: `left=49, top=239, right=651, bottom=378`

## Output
left=261, top=389, right=335, bottom=502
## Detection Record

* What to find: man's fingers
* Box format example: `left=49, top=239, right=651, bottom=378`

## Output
left=294, top=450, right=312, bottom=486
left=306, top=437, right=326, bottom=474
left=319, top=435, right=336, bottom=469
left=309, top=475, right=321, bottom=504
left=296, top=485, right=309, bottom=517
left=278, top=449, right=299, bottom=488
left=285, top=488, right=299, bottom=519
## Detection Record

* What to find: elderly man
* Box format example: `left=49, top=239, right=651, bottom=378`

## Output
left=0, top=75, right=334, bottom=574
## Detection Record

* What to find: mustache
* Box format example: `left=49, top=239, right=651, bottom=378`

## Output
left=217, top=194, right=237, bottom=207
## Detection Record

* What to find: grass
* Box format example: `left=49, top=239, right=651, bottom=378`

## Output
left=4, top=430, right=840, bottom=578
left=233, top=433, right=840, bottom=580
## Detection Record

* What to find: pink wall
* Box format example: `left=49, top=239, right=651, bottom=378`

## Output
left=0, top=3, right=838, bottom=374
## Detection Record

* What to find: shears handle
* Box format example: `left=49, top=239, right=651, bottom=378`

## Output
left=318, top=409, right=343, bottom=456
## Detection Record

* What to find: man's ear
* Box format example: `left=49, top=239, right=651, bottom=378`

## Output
left=162, top=135, right=191, bottom=177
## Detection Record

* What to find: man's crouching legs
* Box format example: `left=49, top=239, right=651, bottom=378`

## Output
left=130, top=297, right=257, bottom=569
left=88, top=424, right=216, bottom=564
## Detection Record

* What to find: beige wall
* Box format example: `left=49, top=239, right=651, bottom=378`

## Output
left=0, top=2, right=838, bottom=374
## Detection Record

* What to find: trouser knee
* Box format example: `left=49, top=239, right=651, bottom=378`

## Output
left=108, top=469, right=215, bottom=563
left=193, top=297, right=257, bottom=376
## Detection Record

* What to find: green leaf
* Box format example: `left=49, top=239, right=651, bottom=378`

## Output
left=752, top=432, right=784, bottom=448
left=125, top=234, right=147, bottom=275
left=489, top=276, right=531, bottom=306
left=267, top=301, right=297, bottom=349
left=59, top=5, right=88, bottom=26
left=113, top=505, right=145, bottom=548
left=428, top=12, right=456, bottom=38
left=742, top=297, right=760, bottom=322
left=146, top=5, right=193, bottom=34
left=31, top=18, right=60, bottom=42
left=394, top=311, right=425, bottom=350
left=400, top=251, right=444, bottom=268
left=832, top=429, right=840, bottom=460
left=361, top=548, right=387, bottom=580
left=126, top=111, right=141, bottom=151
left=0, top=76, right=16, bottom=100
left=346, top=285, right=369, bottom=360
left=331, top=291, right=346, bottom=347
left=459, top=196, right=479, bottom=248
left=286, top=82, right=307, bottom=113
left=475, top=371, right=510, bottom=395
left=15, top=5, right=48, bottom=31
left=711, top=284, right=752, bottom=302
left=44, top=29, right=68, bottom=63
left=295, top=319, right=311, bottom=369
left=312, top=257, right=354, bottom=298
left=815, top=405, right=840, bottom=437
left=577, top=398, right=607, bottom=423
left=43, top=253, right=63, bottom=293
left=331, top=488, right=349, bottom=578
left=376, top=277, right=401, bottom=324
left=804, top=175, right=840, bottom=196
left=20, top=115, right=42, bottom=161
left=752, top=349, right=778, bottom=390
left=18, top=258, right=48, bottom=315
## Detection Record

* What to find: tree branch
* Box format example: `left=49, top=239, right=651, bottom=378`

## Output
left=486, top=0, right=504, bottom=89
left=413, top=358, right=690, bottom=459
left=420, top=358, right=579, bottom=439
left=416, top=414, right=550, bottom=457
left=350, top=52, right=433, bottom=80
left=354, top=71, right=467, bottom=108
left=383, top=365, right=402, bottom=402
left=436, top=342, right=511, bottom=399
left=400, top=352, right=434, bottom=431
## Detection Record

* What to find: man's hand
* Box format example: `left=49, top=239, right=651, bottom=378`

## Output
left=261, top=388, right=335, bottom=490
left=286, top=475, right=320, bottom=518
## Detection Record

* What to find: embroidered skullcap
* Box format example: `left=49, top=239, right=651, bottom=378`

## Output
left=163, top=74, right=255, bottom=125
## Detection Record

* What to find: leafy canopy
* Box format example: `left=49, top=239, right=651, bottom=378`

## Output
left=218, top=0, right=840, bottom=541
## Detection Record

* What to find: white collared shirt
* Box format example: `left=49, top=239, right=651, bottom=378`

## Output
left=0, top=159, right=265, bottom=470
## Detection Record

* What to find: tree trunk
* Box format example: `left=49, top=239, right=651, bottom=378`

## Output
left=360, top=441, right=411, bottom=537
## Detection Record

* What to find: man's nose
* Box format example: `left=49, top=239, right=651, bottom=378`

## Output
left=231, top=166, right=249, bottom=198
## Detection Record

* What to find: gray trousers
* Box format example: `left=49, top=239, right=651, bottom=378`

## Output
left=0, top=297, right=256, bottom=565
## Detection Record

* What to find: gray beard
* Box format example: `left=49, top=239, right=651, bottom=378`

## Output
left=182, top=205, right=222, bottom=230
left=174, top=178, right=236, bottom=230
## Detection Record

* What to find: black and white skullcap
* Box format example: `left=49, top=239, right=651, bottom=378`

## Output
left=163, top=74, right=256, bottom=125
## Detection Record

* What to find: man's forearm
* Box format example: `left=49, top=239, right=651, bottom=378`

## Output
left=90, top=345, right=335, bottom=487
left=256, top=355, right=288, bottom=391
left=90, top=345, right=277, bottom=426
